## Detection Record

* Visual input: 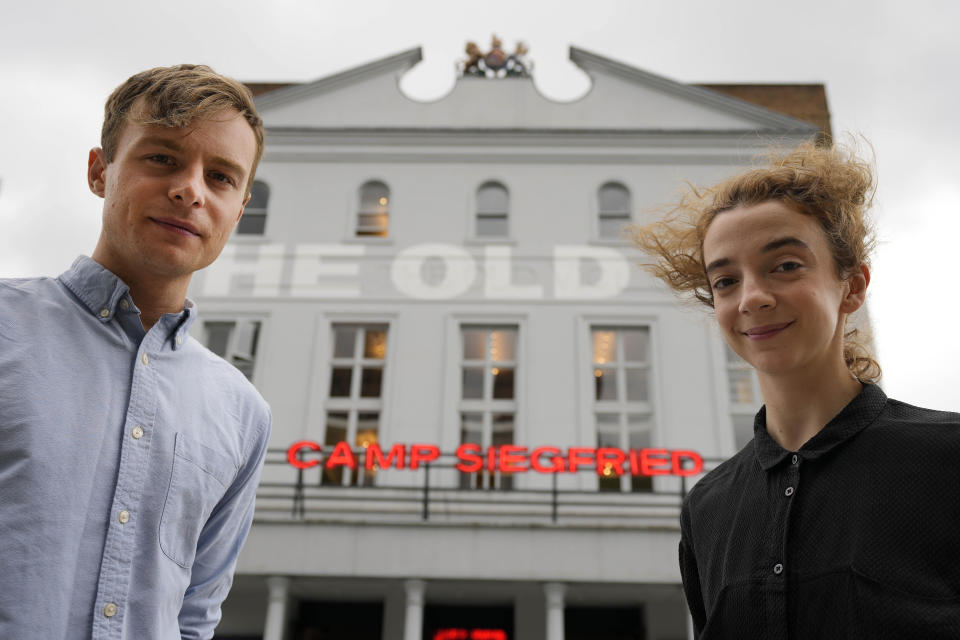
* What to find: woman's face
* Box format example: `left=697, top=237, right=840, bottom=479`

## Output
left=702, top=200, right=867, bottom=379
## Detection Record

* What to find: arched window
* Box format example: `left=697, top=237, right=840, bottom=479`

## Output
left=476, top=181, right=509, bottom=237
left=597, top=182, right=631, bottom=239
left=237, top=180, right=269, bottom=235
left=357, top=181, right=389, bottom=237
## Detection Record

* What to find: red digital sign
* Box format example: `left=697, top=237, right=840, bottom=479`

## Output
left=433, top=629, right=507, bottom=640
left=286, top=441, right=703, bottom=477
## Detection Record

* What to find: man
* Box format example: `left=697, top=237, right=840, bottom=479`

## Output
left=0, top=65, right=271, bottom=639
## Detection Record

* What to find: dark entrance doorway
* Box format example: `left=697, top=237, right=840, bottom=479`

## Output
left=292, top=600, right=383, bottom=640
left=423, top=603, right=514, bottom=640
left=565, top=605, right=646, bottom=640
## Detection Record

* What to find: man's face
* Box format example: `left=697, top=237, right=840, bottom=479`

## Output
left=88, top=102, right=257, bottom=287
left=702, top=200, right=866, bottom=379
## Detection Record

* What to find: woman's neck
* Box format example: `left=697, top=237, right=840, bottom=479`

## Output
left=757, top=363, right=862, bottom=452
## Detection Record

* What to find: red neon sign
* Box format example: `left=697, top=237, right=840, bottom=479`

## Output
left=287, top=441, right=703, bottom=477
left=433, top=629, right=507, bottom=640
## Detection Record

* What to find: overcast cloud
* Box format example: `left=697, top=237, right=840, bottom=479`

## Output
left=1, top=0, right=958, bottom=410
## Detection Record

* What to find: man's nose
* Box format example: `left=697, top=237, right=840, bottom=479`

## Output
left=168, top=166, right=205, bottom=208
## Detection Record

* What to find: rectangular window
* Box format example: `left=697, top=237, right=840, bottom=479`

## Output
left=725, top=344, right=761, bottom=450
left=592, top=326, right=653, bottom=492
left=202, top=319, right=261, bottom=381
left=323, top=324, right=388, bottom=486
left=459, top=326, right=518, bottom=489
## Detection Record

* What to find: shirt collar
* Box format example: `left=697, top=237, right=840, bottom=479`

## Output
left=753, top=382, right=888, bottom=470
left=58, top=256, right=197, bottom=350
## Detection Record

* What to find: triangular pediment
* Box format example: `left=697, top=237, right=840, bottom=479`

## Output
left=254, top=46, right=816, bottom=134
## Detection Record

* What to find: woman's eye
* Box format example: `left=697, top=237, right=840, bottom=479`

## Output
left=712, top=277, right=736, bottom=290
left=775, top=261, right=802, bottom=273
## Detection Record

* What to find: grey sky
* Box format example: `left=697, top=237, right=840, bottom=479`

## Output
left=1, top=0, right=958, bottom=410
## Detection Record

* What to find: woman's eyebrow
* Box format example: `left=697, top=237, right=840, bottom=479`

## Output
left=706, top=237, right=810, bottom=275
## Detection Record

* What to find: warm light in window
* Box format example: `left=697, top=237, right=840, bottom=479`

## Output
left=593, top=330, right=616, bottom=364
left=379, top=197, right=388, bottom=206
left=356, top=429, right=378, bottom=448
left=492, top=367, right=500, bottom=375
left=602, top=463, right=614, bottom=477
left=594, top=369, right=603, bottom=378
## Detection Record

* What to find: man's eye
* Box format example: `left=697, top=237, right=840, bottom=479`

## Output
left=148, top=154, right=174, bottom=165
left=209, top=172, right=234, bottom=186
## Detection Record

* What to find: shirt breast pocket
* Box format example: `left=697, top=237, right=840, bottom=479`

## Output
left=159, top=432, right=239, bottom=568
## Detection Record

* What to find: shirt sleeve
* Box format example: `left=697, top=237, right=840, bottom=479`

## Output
left=679, top=501, right=707, bottom=638
left=178, top=410, right=272, bottom=640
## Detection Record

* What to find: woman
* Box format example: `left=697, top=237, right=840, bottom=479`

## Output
left=633, top=142, right=960, bottom=638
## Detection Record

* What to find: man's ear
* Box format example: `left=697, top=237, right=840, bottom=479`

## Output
left=235, top=192, right=250, bottom=224
left=840, top=263, right=870, bottom=314
left=87, top=148, right=108, bottom=198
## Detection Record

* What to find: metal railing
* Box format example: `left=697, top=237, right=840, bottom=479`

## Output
left=254, top=448, right=726, bottom=528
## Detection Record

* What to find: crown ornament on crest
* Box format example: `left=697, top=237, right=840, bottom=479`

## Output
left=458, top=35, right=532, bottom=78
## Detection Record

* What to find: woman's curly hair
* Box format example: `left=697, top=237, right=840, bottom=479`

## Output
left=630, top=140, right=881, bottom=382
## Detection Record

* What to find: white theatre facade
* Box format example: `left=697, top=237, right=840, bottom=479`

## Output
left=190, top=45, right=822, bottom=640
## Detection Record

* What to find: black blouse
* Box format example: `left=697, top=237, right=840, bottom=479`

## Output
left=680, top=383, right=960, bottom=638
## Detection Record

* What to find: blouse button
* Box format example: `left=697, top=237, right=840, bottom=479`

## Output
left=785, top=487, right=795, bottom=497
left=773, top=563, right=784, bottom=575
left=791, top=454, right=799, bottom=465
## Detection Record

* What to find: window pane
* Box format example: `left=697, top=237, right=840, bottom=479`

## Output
left=728, top=370, right=755, bottom=403
left=236, top=213, right=266, bottom=235
left=460, top=412, right=483, bottom=444
left=462, top=367, right=484, bottom=399
left=492, top=367, right=514, bottom=399
left=733, top=415, right=755, bottom=449
left=489, top=329, right=516, bottom=362
left=491, top=413, right=514, bottom=446
left=359, top=181, right=389, bottom=210
left=329, top=367, right=353, bottom=397
left=594, top=368, right=617, bottom=401
left=357, top=213, right=388, bottom=231
left=596, top=413, right=620, bottom=434
left=323, top=412, right=349, bottom=485
left=477, top=182, right=508, bottom=213
left=597, top=430, right=620, bottom=448
left=621, top=329, right=648, bottom=362
left=462, top=329, right=486, bottom=360
left=248, top=180, right=270, bottom=211
left=204, top=322, right=233, bottom=358
left=599, top=183, right=630, bottom=213
left=334, top=327, right=357, bottom=358
left=598, top=216, right=628, bottom=239
left=627, top=414, right=651, bottom=435
left=360, top=368, right=382, bottom=398
left=356, top=413, right=379, bottom=446
left=363, top=329, right=387, bottom=359
left=625, top=368, right=648, bottom=402
left=477, top=215, right=508, bottom=237
left=593, top=330, right=617, bottom=364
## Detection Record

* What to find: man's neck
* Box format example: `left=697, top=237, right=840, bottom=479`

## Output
left=757, top=364, right=863, bottom=452
left=89, top=254, right=190, bottom=332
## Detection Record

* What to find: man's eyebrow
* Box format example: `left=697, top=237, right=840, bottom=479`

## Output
left=705, top=237, right=810, bottom=275
left=138, top=136, right=247, bottom=180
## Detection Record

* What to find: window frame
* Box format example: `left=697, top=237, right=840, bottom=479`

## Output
left=196, top=314, right=269, bottom=384
left=474, top=180, right=511, bottom=240
left=236, top=179, right=270, bottom=236
left=355, top=180, right=391, bottom=239
left=595, top=181, right=633, bottom=242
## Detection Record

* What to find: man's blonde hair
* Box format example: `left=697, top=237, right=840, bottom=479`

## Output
left=101, top=64, right=264, bottom=195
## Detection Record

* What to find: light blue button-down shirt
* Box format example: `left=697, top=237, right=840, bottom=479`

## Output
left=0, top=256, right=271, bottom=639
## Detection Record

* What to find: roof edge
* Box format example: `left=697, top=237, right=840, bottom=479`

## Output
left=568, top=46, right=817, bottom=133
left=255, top=47, right=423, bottom=110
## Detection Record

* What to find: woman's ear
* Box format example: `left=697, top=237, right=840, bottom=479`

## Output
left=840, top=263, right=870, bottom=314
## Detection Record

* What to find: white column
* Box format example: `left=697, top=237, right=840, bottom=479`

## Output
left=263, top=576, right=291, bottom=640
left=544, top=582, right=566, bottom=640
left=403, top=579, right=426, bottom=640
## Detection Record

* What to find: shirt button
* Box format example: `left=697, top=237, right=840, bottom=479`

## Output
left=773, top=563, right=784, bottom=575
left=785, top=486, right=795, bottom=497
left=98, top=308, right=110, bottom=318
left=131, top=425, right=144, bottom=440
left=119, top=299, right=130, bottom=311
left=791, top=454, right=799, bottom=465
left=118, top=510, right=130, bottom=524
left=104, top=602, right=118, bottom=617
left=141, top=353, right=149, bottom=365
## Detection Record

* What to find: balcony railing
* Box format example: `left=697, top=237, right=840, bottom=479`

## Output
left=254, top=448, right=725, bottom=529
